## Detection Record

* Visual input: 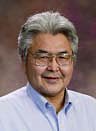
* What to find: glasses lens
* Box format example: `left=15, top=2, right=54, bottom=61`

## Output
left=30, top=52, right=74, bottom=66
left=35, top=55, right=48, bottom=66
left=57, top=54, right=71, bottom=66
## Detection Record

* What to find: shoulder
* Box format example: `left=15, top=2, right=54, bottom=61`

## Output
left=0, top=86, right=27, bottom=107
left=68, top=89, right=95, bottom=98
left=67, top=90, right=96, bottom=128
left=0, top=85, right=30, bottom=118
left=68, top=89, right=96, bottom=109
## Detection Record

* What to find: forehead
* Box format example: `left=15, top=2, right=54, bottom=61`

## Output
left=30, top=33, right=72, bottom=53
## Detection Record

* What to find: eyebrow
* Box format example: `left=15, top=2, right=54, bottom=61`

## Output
left=35, top=49, right=69, bottom=54
left=35, top=49, right=48, bottom=54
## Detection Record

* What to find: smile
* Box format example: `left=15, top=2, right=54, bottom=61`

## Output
left=42, top=76, right=60, bottom=84
left=43, top=76, right=60, bottom=79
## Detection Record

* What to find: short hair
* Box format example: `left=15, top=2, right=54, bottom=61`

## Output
left=18, top=11, right=79, bottom=61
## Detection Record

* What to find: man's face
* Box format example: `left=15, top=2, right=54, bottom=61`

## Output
left=25, top=33, right=74, bottom=97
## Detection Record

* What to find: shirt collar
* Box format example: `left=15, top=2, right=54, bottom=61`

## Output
left=26, top=82, right=72, bottom=114
left=63, top=88, right=72, bottom=114
left=26, top=83, right=49, bottom=113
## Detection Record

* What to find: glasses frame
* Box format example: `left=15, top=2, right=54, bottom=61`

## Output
left=28, top=50, right=76, bottom=67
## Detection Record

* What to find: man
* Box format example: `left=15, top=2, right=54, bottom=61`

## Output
left=0, top=11, right=96, bottom=131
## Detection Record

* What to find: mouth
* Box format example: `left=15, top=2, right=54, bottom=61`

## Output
left=42, top=76, right=61, bottom=84
left=43, top=76, right=60, bottom=79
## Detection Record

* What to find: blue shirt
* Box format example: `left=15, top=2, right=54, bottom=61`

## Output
left=0, top=83, right=96, bottom=131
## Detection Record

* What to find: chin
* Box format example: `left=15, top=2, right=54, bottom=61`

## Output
left=40, top=86, right=64, bottom=96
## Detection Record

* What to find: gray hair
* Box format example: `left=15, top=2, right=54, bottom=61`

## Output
left=18, top=11, right=79, bottom=61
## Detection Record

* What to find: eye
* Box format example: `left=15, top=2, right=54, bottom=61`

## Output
left=58, top=54, right=70, bottom=59
left=38, top=55, right=48, bottom=58
left=35, top=55, right=49, bottom=62
left=59, top=56, right=65, bottom=58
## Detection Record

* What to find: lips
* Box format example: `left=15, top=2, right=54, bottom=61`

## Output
left=42, top=73, right=62, bottom=79
left=43, top=76, right=60, bottom=79
left=42, top=76, right=61, bottom=84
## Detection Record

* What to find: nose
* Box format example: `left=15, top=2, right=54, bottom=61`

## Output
left=47, top=57, right=59, bottom=71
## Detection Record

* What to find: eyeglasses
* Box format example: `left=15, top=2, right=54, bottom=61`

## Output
left=28, top=50, right=75, bottom=67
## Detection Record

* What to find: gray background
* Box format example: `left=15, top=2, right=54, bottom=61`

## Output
left=0, top=0, right=96, bottom=97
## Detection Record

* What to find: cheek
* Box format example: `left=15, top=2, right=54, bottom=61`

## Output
left=32, top=67, right=47, bottom=86
left=32, top=66, right=46, bottom=78
left=61, top=65, right=73, bottom=78
left=26, top=65, right=45, bottom=87
left=60, top=65, right=73, bottom=87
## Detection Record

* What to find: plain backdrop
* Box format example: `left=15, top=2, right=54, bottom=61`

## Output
left=0, top=0, right=96, bottom=97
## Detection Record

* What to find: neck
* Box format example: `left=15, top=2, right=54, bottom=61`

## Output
left=45, top=90, right=66, bottom=113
